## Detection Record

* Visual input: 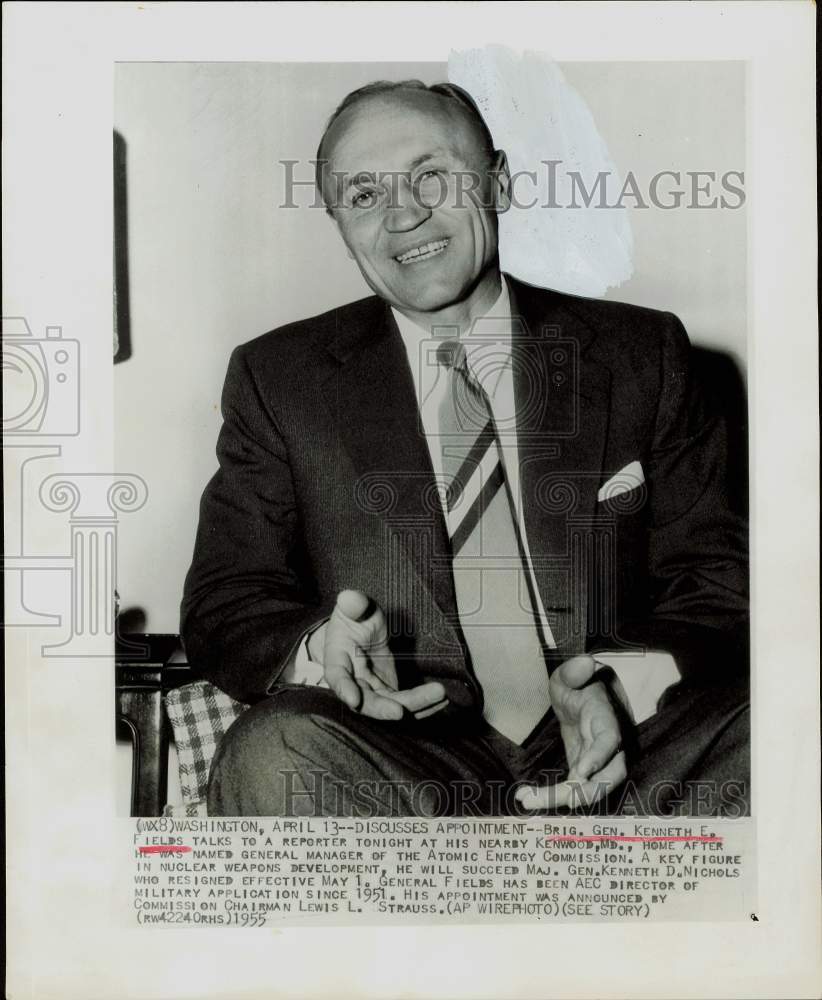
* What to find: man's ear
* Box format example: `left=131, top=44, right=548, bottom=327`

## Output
left=490, top=149, right=512, bottom=213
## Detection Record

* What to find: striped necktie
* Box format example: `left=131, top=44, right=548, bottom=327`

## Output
left=436, top=340, right=552, bottom=745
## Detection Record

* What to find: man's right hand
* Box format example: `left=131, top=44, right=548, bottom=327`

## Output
left=311, top=590, right=448, bottom=721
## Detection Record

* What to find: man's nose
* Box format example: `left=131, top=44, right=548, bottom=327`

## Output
left=384, top=175, right=431, bottom=232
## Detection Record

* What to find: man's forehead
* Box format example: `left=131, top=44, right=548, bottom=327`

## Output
left=324, top=91, right=477, bottom=170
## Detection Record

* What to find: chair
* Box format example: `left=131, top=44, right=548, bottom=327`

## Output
left=115, top=633, right=248, bottom=816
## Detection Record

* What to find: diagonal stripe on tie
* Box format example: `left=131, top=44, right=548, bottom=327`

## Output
left=445, top=433, right=500, bottom=538
left=445, top=420, right=495, bottom=513
left=450, top=459, right=505, bottom=556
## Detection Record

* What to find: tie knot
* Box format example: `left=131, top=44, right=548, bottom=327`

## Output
left=436, top=339, right=468, bottom=372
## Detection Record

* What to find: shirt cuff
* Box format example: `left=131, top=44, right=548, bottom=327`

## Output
left=593, top=650, right=681, bottom=725
left=278, top=629, right=328, bottom=687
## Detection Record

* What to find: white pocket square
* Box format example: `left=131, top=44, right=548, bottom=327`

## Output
left=597, top=460, right=645, bottom=502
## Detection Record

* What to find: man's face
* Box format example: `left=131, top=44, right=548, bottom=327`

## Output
left=322, top=91, right=507, bottom=315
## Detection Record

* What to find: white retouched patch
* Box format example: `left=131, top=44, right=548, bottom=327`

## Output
left=448, top=44, right=634, bottom=296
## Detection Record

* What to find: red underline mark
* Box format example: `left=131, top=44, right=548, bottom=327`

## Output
left=138, top=845, right=193, bottom=854
left=545, top=836, right=722, bottom=843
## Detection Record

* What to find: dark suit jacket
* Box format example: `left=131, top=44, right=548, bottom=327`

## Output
left=181, top=276, right=749, bottom=709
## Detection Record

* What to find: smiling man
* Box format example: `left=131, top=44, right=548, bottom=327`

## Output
left=316, top=84, right=505, bottom=323
left=181, top=80, right=750, bottom=818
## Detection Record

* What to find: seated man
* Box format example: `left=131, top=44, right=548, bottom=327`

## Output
left=181, top=79, right=749, bottom=818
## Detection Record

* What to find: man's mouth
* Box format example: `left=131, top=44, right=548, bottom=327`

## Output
left=394, top=238, right=450, bottom=264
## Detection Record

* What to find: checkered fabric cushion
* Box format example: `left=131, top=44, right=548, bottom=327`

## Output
left=163, top=799, right=209, bottom=818
left=164, top=680, right=249, bottom=806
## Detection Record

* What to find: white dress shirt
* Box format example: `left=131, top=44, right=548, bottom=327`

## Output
left=285, top=277, right=679, bottom=723
left=394, top=278, right=559, bottom=652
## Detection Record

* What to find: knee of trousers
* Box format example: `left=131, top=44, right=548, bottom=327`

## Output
left=207, top=686, right=346, bottom=815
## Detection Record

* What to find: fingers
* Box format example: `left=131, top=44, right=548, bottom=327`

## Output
left=382, top=681, right=446, bottom=714
left=571, top=750, right=628, bottom=807
left=515, top=750, right=627, bottom=812
left=367, top=637, right=397, bottom=691
left=515, top=782, right=567, bottom=811
left=332, top=590, right=398, bottom=690
left=335, top=589, right=371, bottom=621
left=570, top=750, right=627, bottom=799
left=357, top=690, right=404, bottom=721
left=412, top=698, right=449, bottom=721
left=572, top=714, right=621, bottom=782
left=351, top=648, right=392, bottom=693
left=551, top=657, right=623, bottom=774
left=324, top=590, right=447, bottom=720
left=556, top=654, right=597, bottom=690
left=356, top=682, right=446, bottom=721
left=323, top=646, right=364, bottom=712
left=325, top=662, right=446, bottom=721
left=549, top=656, right=597, bottom=723
left=518, top=657, right=627, bottom=812
left=324, top=645, right=401, bottom=719
left=323, top=590, right=389, bottom=710
left=325, top=656, right=402, bottom=719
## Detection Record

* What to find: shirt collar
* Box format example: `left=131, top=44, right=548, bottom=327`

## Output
left=391, top=276, right=513, bottom=397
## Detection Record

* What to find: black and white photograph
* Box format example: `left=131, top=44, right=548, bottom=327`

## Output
left=4, top=3, right=819, bottom=998
left=114, top=57, right=750, bottom=821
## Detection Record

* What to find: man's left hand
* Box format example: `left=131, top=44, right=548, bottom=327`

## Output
left=515, top=655, right=628, bottom=811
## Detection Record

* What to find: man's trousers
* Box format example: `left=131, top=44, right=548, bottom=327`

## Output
left=207, top=673, right=750, bottom=817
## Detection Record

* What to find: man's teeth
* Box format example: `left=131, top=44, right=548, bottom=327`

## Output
left=395, top=239, right=450, bottom=264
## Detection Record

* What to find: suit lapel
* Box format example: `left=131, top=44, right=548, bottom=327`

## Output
left=317, top=280, right=614, bottom=658
left=509, top=278, right=612, bottom=656
left=319, top=299, right=456, bottom=620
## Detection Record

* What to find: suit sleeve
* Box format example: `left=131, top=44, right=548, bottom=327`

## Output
left=616, top=314, right=749, bottom=682
left=180, top=345, right=334, bottom=703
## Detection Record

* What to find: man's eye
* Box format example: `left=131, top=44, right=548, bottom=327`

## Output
left=415, top=169, right=448, bottom=206
left=416, top=169, right=446, bottom=187
left=352, top=190, right=377, bottom=208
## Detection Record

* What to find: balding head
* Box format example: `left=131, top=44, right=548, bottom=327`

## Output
left=315, top=80, right=496, bottom=211
left=314, top=78, right=509, bottom=321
